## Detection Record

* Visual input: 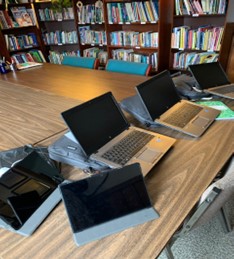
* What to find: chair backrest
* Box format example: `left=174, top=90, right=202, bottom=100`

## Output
left=62, top=56, right=99, bottom=69
left=105, top=59, right=152, bottom=76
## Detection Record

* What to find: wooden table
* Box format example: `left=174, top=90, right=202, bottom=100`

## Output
left=0, top=64, right=233, bottom=259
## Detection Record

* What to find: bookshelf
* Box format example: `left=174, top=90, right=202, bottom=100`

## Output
left=170, top=0, right=234, bottom=71
left=1, top=0, right=234, bottom=74
left=75, top=0, right=108, bottom=65
left=33, top=1, right=80, bottom=64
left=0, top=2, right=46, bottom=63
left=102, top=0, right=172, bottom=73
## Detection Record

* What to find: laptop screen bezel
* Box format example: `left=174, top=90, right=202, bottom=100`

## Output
left=188, top=62, right=230, bottom=90
left=135, top=70, right=181, bottom=121
left=61, top=92, right=130, bottom=156
left=59, top=163, right=153, bottom=233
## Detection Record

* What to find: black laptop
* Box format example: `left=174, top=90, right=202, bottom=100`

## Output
left=0, top=151, right=63, bottom=236
left=59, top=163, right=159, bottom=246
left=189, top=62, right=234, bottom=99
left=135, top=70, right=220, bottom=137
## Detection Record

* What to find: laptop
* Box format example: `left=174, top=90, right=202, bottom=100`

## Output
left=0, top=151, right=63, bottom=236
left=61, top=92, right=176, bottom=176
left=59, top=163, right=159, bottom=246
left=188, top=62, right=234, bottom=99
left=135, top=70, right=220, bottom=137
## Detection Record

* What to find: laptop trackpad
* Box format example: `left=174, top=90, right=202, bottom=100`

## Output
left=192, top=117, right=210, bottom=128
left=136, top=149, right=161, bottom=163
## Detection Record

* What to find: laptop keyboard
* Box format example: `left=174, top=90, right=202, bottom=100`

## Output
left=164, top=103, right=202, bottom=128
left=101, top=130, right=154, bottom=166
left=213, top=84, right=234, bottom=94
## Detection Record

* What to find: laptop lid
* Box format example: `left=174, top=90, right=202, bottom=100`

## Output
left=0, top=151, right=63, bottom=234
left=59, top=163, right=159, bottom=246
left=136, top=70, right=181, bottom=120
left=189, top=62, right=230, bottom=89
left=61, top=92, right=130, bottom=157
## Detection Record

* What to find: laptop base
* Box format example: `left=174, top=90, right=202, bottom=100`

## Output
left=73, top=207, right=159, bottom=246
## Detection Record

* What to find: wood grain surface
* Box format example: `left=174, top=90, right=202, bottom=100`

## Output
left=0, top=63, right=147, bottom=101
left=0, top=80, right=81, bottom=150
left=0, top=64, right=233, bottom=259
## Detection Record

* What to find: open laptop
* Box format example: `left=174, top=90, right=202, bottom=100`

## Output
left=188, top=62, right=234, bottom=99
left=59, top=163, right=159, bottom=246
left=61, top=92, right=176, bottom=176
left=135, top=70, right=220, bottom=137
left=0, top=151, right=63, bottom=236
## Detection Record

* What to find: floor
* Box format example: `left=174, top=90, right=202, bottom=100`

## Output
left=157, top=198, right=234, bottom=259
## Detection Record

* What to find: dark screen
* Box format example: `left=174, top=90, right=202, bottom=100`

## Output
left=60, top=163, right=152, bottom=233
left=136, top=70, right=181, bottom=120
left=189, top=62, right=230, bottom=89
left=0, top=151, right=61, bottom=229
left=61, top=92, right=129, bottom=156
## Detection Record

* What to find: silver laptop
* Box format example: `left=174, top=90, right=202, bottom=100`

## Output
left=0, top=151, right=63, bottom=236
left=59, top=163, right=159, bottom=246
left=189, top=62, right=234, bottom=100
left=61, top=92, right=176, bottom=176
left=135, top=70, right=220, bottom=137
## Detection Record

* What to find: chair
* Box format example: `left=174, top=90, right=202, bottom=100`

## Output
left=105, top=59, right=152, bottom=76
left=61, top=56, right=99, bottom=69
left=163, top=154, right=234, bottom=259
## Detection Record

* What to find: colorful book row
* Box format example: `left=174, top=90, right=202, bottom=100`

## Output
left=0, top=7, right=35, bottom=29
left=48, top=50, right=80, bottom=64
left=171, top=25, right=224, bottom=51
left=83, top=47, right=108, bottom=64
left=77, top=1, right=104, bottom=24
left=110, top=31, right=158, bottom=48
left=79, top=26, right=107, bottom=45
left=11, top=49, right=46, bottom=64
left=38, top=7, right=74, bottom=21
left=173, top=51, right=219, bottom=69
left=112, top=49, right=158, bottom=69
left=42, top=31, right=78, bottom=45
left=107, top=1, right=159, bottom=24
left=174, top=0, right=227, bottom=15
left=5, top=33, right=38, bottom=51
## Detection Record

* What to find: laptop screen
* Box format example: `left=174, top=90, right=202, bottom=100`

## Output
left=59, top=163, right=152, bottom=233
left=189, top=62, right=230, bottom=89
left=0, top=151, right=60, bottom=229
left=136, top=70, right=181, bottom=120
left=61, top=92, right=130, bottom=156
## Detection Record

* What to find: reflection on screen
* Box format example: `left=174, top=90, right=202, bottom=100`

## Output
left=189, top=62, right=230, bottom=89
left=137, top=71, right=181, bottom=120
left=0, top=151, right=61, bottom=229
left=60, top=163, right=152, bottom=233
left=61, top=92, right=129, bottom=156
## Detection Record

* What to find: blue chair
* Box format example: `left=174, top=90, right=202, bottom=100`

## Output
left=61, top=56, right=99, bottom=69
left=105, top=59, right=152, bottom=76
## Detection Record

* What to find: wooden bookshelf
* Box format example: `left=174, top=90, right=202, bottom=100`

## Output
left=170, top=0, right=234, bottom=71
left=33, top=1, right=80, bottom=64
left=0, top=2, right=46, bottom=63
left=102, top=0, right=172, bottom=73
left=1, top=0, right=233, bottom=74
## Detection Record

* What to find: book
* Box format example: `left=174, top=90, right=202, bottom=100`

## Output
left=196, top=101, right=234, bottom=120
left=10, top=6, right=33, bottom=27
left=78, top=25, right=90, bottom=44
left=16, top=62, right=43, bottom=70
